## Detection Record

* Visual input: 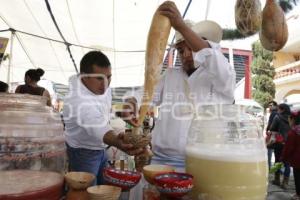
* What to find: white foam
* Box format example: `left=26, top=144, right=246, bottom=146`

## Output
left=186, top=143, right=267, bottom=162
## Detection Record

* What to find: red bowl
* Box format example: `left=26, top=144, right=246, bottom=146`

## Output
left=153, top=172, right=193, bottom=198
left=103, top=167, right=141, bottom=190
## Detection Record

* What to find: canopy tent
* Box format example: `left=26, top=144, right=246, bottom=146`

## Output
left=2, top=0, right=295, bottom=88
left=0, top=0, right=257, bottom=87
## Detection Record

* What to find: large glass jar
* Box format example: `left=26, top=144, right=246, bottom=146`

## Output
left=0, top=94, right=65, bottom=200
left=186, top=105, right=268, bottom=200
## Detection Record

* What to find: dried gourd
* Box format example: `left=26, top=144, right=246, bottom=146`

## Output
left=137, top=10, right=171, bottom=126
left=259, top=0, right=288, bottom=51
left=235, top=0, right=262, bottom=36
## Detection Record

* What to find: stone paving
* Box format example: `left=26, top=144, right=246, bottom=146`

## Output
left=267, top=173, right=296, bottom=200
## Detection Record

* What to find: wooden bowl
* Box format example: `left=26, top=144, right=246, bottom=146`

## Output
left=142, top=164, right=174, bottom=184
left=65, top=172, right=95, bottom=190
left=154, top=172, right=193, bottom=198
left=103, top=167, right=141, bottom=190
left=87, top=185, right=121, bottom=200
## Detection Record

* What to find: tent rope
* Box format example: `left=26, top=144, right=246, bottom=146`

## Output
left=23, top=0, right=67, bottom=80
left=164, top=0, right=193, bottom=69
left=112, top=0, right=117, bottom=88
left=15, top=29, right=146, bottom=53
left=65, top=0, right=85, bottom=55
left=170, top=0, right=193, bottom=45
left=44, top=0, right=78, bottom=73
left=205, top=0, right=211, bottom=20
left=13, top=30, right=37, bottom=68
left=1, top=5, right=145, bottom=54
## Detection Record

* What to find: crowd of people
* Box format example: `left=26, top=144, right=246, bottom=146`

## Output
left=266, top=101, right=300, bottom=199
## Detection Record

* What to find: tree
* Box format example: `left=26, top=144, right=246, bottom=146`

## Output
left=251, top=41, right=276, bottom=108
left=279, top=0, right=298, bottom=12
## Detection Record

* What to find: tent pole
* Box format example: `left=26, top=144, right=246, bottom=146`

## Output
left=163, top=0, right=193, bottom=68
left=7, top=30, right=15, bottom=86
left=169, top=0, right=192, bottom=45
left=229, top=42, right=234, bottom=68
left=205, top=0, right=211, bottom=20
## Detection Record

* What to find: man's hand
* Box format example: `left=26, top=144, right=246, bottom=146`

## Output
left=158, top=1, right=209, bottom=52
left=115, top=133, right=146, bottom=155
left=103, top=131, right=145, bottom=156
left=158, top=1, right=186, bottom=31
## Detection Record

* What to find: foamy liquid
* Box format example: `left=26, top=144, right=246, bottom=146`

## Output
left=186, top=144, right=268, bottom=200
left=186, top=143, right=267, bottom=163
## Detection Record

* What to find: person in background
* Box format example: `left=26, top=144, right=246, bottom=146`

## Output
left=54, top=98, right=64, bottom=113
left=15, top=68, right=51, bottom=106
left=270, top=103, right=291, bottom=188
left=121, top=96, right=139, bottom=128
left=267, top=101, right=278, bottom=131
left=266, top=100, right=278, bottom=169
left=63, top=51, right=144, bottom=185
left=53, top=98, right=65, bottom=130
left=0, top=81, right=8, bottom=92
left=282, top=110, right=300, bottom=200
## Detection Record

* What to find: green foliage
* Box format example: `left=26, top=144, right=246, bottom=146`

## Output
left=223, top=29, right=248, bottom=40
left=251, top=41, right=273, bottom=60
left=253, top=90, right=274, bottom=108
left=252, top=75, right=276, bottom=95
left=251, top=57, right=276, bottom=78
left=279, top=0, right=298, bottom=12
left=251, top=41, right=276, bottom=108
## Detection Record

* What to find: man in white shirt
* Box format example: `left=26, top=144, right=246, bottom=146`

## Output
left=63, top=51, right=143, bottom=185
left=123, top=2, right=235, bottom=172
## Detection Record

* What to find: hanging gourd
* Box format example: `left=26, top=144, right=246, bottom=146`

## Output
left=235, top=0, right=262, bottom=36
left=125, top=7, right=171, bottom=159
left=259, top=0, right=288, bottom=51
left=137, top=10, right=171, bottom=126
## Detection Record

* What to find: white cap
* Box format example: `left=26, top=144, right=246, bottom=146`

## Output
left=175, top=20, right=223, bottom=44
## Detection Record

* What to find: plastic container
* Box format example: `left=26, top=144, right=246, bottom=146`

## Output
left=0, top=94, right=65, bottom=200
left=186, top=105, right=268, bottom=200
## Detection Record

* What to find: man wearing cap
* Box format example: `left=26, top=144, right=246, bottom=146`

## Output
left=123, top=2, right=235, bottom=173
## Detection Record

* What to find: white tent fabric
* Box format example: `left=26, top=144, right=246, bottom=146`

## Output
left=4, top=0, right=297, bottom=88
left=0, top=0, right=243, bottom=87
